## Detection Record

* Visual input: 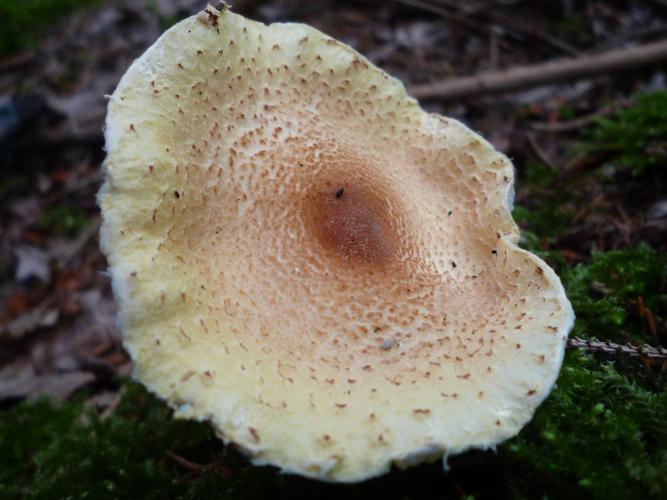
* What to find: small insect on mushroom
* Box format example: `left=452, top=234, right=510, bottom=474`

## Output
left=99, top=4, right=573, bottom=484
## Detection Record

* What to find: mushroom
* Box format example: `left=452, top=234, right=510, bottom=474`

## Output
left=99, top=5, right=574, bottom=482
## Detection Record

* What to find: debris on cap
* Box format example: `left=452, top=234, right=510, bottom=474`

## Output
left=99, top=4, right=574, bottom=483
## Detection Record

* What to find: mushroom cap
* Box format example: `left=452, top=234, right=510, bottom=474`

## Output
left=99, top=6, right=574, bottom=482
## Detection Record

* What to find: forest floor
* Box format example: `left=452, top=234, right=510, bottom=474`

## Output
left=0, top=1, right=666, bottom=499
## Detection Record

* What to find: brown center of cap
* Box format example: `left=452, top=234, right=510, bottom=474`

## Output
left=305, top=182, right=397, bottom=265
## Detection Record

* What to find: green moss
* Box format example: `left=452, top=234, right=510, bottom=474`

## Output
left=558, top=103, right=576, bottom=121
left=2, top=342, right=666, bottom=499
left=587, top=91, right=667, bottom=174
left=0, top=0, right=101, bottom=57
left=553, top=13, right=588, bottom=43
left=510, top=164, right=666, bottom=497
left=37, top=205, right=89, bottom=237
left=0, top=398, right=82, bottom=498
left=512, top=162, right=575, bottom=266
left=0, top=384, right=217, bottom=499
left=561, top=245, right=667, bottom=344
left=500, top=352, right=667, bottom=499
left=0, top=383, right=476, bottom=499
left=513, top=204, right=568, bottom=251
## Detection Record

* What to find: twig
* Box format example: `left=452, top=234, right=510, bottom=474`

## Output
left=637, top=297, right=658, bottom=341
left=475, top=8, right=578, bottom=56
left=595, top=25, right=667, bottom=51
left=46, top=171, right=104, bottom=204
left=58, top=218, right=101, bottom=267
left=404, top=0, right=576, bottom=57
left=530, top=103, right=624, bottom=133
left=567, top=337, right=667, bottom=364
left=409, top=39, right=667, bottom=100
left=395, top=0, right=488, bottom=36
left=0, top=50, right=35, bottom=72
left=165, top=450, right=233, bottom=478
left=526, top=133, right=559, bottom=169
left=165, top=450, right=210, bottom=474
left=76, top=356, right=117, bottom=382
left=37, top=131, right=103, bottom=149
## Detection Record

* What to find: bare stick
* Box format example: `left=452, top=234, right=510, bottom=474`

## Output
left=395, top=0, right=487, bottom=36
left=567, top=337, right=667, bottom=363
left=165, top=450, right=233, bottom=477
left=165, top=450, right=208, bottom=473
left=409, top=40, right=667, bottom=100
left=526, top=133, right=559, bottom=169
left=530, top=103, right=624, bottom=133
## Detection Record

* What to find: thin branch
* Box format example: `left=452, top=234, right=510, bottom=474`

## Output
left=530, top=103, right=624, bottom=133
left=165, top=450, right=208, bottom=473
left=409, top=39, right=667, bottom=100
left=164, top=450, right=233, bottom=477
left=394, top=0, right=488, bottom=36
left=395, top=0, right=475, bottom=27
left=526, top=133, right=559, bottom=169
left=567, top=337, right=667, bottom=364
left=59, top=219, right=101, bottom=267
left=484, top=12, right=578, bottom=56
left=398, top=0, right=576, bottom=57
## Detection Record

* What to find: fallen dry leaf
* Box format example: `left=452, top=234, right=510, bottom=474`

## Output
left=0, top=360, right=95, bottom=402
left=14, top=245, right=51, bottom=283
left=0, top=306, right=59, bottom=341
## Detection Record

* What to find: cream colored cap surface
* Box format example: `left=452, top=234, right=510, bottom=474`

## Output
left=99, top=5, right=574, bottom=482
